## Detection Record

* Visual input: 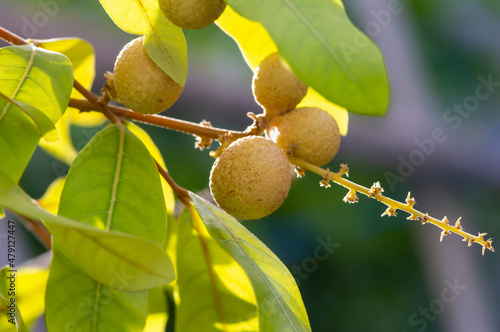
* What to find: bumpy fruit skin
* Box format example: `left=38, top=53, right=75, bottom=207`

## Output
left=267, top=107, right=341, bottom=166
left=209, top=136, right=292, bottom=220
left=113, top=36, right=183, bottom=115
left=252, top=52, right=308, bottom=118
left=159, top=0, right=226, bottom=30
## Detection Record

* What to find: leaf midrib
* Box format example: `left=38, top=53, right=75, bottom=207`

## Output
left=105, top=125, right=124, bottom=231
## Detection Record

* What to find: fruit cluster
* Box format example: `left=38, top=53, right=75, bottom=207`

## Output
left=105, top=0, right=343, bottom=220
left=210, top=52, right=342, bottom=219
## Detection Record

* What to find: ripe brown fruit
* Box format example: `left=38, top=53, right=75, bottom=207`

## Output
left=252, top=52, right=308, bottom=118
left=209, top=136, right=292, bottom=220
left=159, top=0, right=226, bottom=30
left=267, top=107, right=341, bottom=166
left=113, top=36, right=183, bottom=115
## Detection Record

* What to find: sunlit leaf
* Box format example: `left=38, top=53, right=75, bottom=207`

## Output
left=38, top=37, right=102, bottom=127
left=222, top=0, right=390, bottom=115
left=191, top=193, right=311, bottom=332
left=99, top=0, right=188, bottom=85
left=0, top=266, right=48, bottom=331
left=0, top=103, right=42, bottom=183
left=45, top=123, right=171, bottom=330
left=0, top=45, right=73, bottom=123
left=144, top=287, right=169, bottom=332
left=37, top=177, right=65, bottom=215
left=13, top=267, right=48, bottom=329
left=58, top=124, right=167, bottom=245
left=126, top=122, right=175, bottom=214
left=0, top=45, right=73, bottom=182
left=38, top=37, right=102, bottom=164
left=45, top=246, right=148, bottom=332
left=216, top=6, right=348, bottom=135
left=0, top=171, right=175, bottom=292
left=175, top=207, right=258, bottom=331
left=0, top=96, right=57, bottom=141
left=0, top=266, right=30, bottom=332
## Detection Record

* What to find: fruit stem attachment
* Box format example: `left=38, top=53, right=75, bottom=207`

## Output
left=155, top=160, right=192, bottom=206
left=288, top=157, right=495, bottom=255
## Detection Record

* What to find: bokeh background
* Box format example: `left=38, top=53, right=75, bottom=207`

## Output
left=1, top=0, right=499, bottom=331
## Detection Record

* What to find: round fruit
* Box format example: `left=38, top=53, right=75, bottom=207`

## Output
left=252, top=52, right=308, bottom=118
left=267, top=107, right=341, bottom=166
left=209, top=136, right=292, bottom=220
left=159, top=0, right=226, bottom=30
left=113, top=36, right=183, bottom=115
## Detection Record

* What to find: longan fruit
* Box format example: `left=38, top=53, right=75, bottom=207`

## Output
left=159, top=0, right=226, bottom=30
left=113, top=36, right=183, bottom=115
left=252, top=52, right=308, bottom=118
left=267, top=107, right=341, bottom=166
left=209, top=136, right=292, bottom=220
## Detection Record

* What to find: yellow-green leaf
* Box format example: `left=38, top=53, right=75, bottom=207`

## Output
left=0, top=45, right=73, bottom=182
left=144, top=287, right=169, bottom=332
left=99, top=0, right=188, bottom=85
left=191, top=193, right=311, bottom=332
left=216, top=6, right=348, bottom=135
left=126, top=122, right=175, bottom=214
left=37, top=177, right=65, bottom=215
left=175, top=207, right=258, bottom=331
left=0, top=266, right=33, bottom=332
left=0, top=170, right=175, bottom=292
left=220, top=0, right=390, bottom=116
left=38, top=37, right=102, bottom=164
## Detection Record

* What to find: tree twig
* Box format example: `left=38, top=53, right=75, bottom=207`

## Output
left=288, top=157, right=495, bottom=255
left=69, top=98, right=249, bottom=140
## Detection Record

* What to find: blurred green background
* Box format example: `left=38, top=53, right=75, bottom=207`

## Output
left=1, top=0, right=499, bottom=331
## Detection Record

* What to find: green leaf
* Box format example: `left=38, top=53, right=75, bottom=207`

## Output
left=0, top=266, right=30, bottom=332
left=0, top=102, right=42, bottom=183
left=223, top=0, right=390, bottom=115
left=0, top=171, right=175, bottom=292
left=45, top=246, right=148, bottom=332
left=0, top=45, right=73, bottom=124
left=38, top=37, right=102, bottom=127
left=216, top=7, right=349, bottom=135
left=38, top=37, right=103, bottom=164
left=99, top=0, right=188, bottom=85
left=0, top=96, right=57, bottom=141
left=191, top=193, right=311, bottom=332
left=0, top=45, right=73, bottom=182
left=46, top=123, right=172, bottom=330
left=58, top=124, right=167, bottom=245
left=175, top=207, right=258, bottom=331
